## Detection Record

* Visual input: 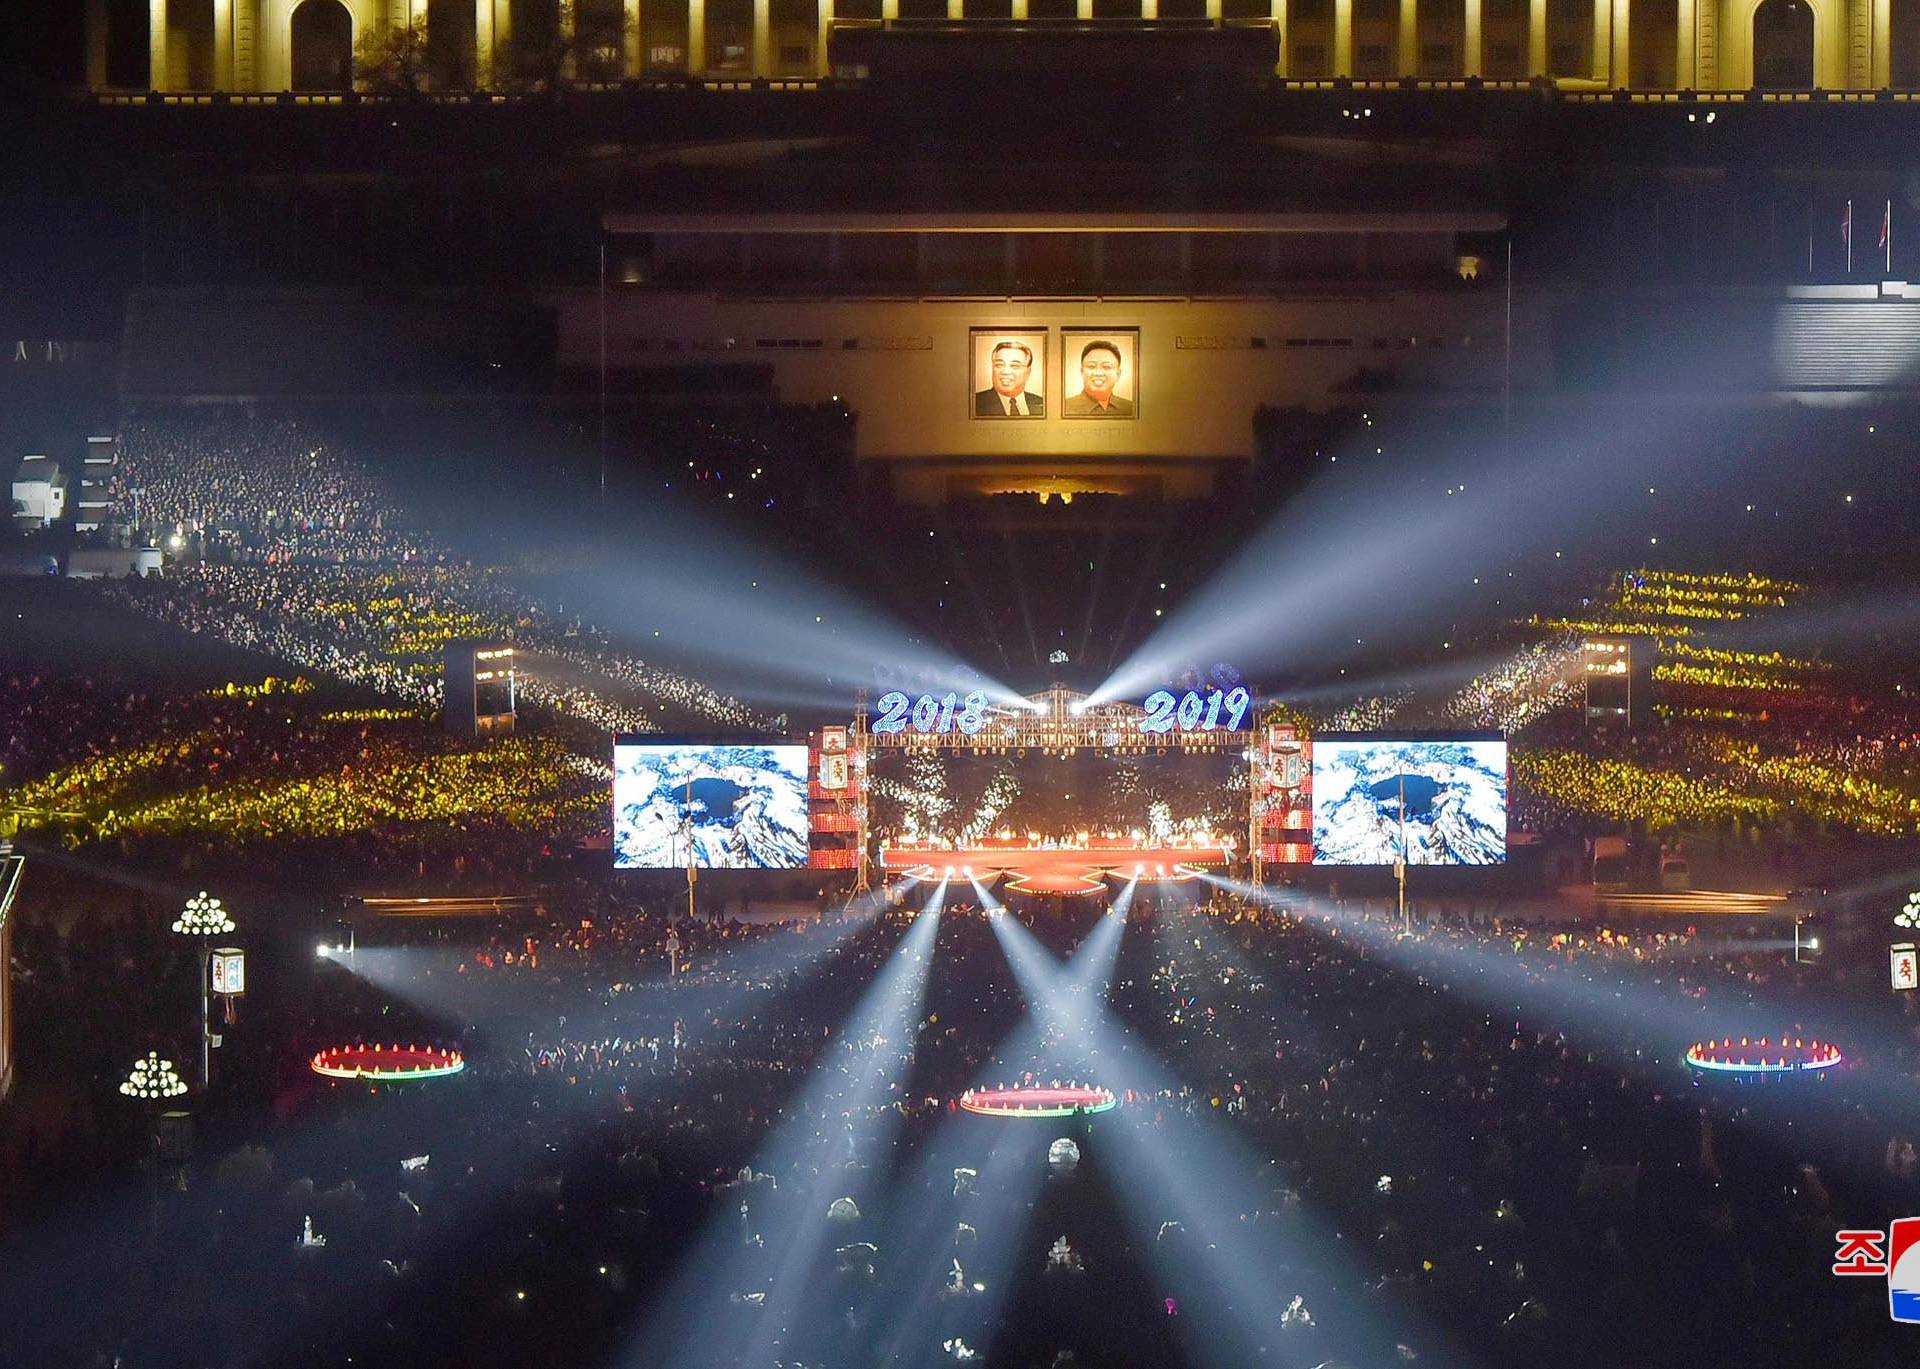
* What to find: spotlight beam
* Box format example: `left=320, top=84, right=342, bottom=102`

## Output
left=864, top=1067, right=1053, bottom=1368
left=511, top=515, right=1029, bottom=714
left=986, top=898, right=1463, bottom=1368
left=1085, top=405, right=1740, bottom=706
left=1065, top=877, right=1134, bottom=997
left=1202, top=874, right=1788, bottom=1058
left=866, top=900, right=1141, bottom=1366
left=1204, top=874, right=1920, bottom=1129
left=332, top=884, right=897, bottom=1055
left=227, top=889, right=925, bottom=1369
left=626, top=881, right=948, bottom=1369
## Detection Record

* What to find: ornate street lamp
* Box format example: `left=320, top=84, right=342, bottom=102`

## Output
left=121, top=1050, right=189, bottom=1237
left=171, top=892, right=235, bottom=1090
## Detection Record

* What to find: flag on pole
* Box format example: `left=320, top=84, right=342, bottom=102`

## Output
left=1883, top=199, right=1893, bottom=274
left=1843, top=199, right=1854, bottom=274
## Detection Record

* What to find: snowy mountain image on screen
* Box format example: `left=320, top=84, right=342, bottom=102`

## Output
left=1311, top=740, right=1507, bottom=866
left=613, top=744, right=810, bottom=869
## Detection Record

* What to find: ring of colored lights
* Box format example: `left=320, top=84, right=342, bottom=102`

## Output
left=958, top=1085, right=1118, bottom=1118
left=1683, top=1036, right=1842, bottom=1077
left=311, top=1044, right=466, bottom=1082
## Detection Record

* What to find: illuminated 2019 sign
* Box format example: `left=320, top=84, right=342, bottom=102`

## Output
left=874, top=690, right=990, bottom=736
left=1139, top=686, right=1251, bottom=734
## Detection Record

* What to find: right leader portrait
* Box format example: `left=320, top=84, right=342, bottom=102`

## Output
left=1060, top=328, right=1139, bottom=420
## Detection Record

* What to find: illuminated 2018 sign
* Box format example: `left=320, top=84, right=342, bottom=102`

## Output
left=1139, top=686, right=1251, bottom=734
left=874, top=690, right=990, bottom=736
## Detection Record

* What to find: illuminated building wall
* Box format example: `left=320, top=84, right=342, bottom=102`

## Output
left=559, top=210, right=1535, bottom=502
left=84, top=1, right=1900, bottom=93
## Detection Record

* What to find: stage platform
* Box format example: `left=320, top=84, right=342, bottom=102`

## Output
left=881, top=844, right=1229, bottom=895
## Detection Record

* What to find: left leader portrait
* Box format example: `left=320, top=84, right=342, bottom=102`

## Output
left=971, top=329, right=1049, bottom=419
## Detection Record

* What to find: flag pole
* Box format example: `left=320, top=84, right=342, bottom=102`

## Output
left=1888, top=198, right=1894, bottom=277
left=1846, top=199, right=1854, bottom=275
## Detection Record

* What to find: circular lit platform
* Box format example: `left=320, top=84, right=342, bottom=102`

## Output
left=311, top=1044, right=466, bottom=1083
left=958, top=1084, right=1118, bottom=1118
left=1683, top=1036, right=1841, bottom=1079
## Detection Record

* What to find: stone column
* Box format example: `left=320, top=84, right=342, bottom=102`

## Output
left=1272, top=0, right=1287, bottom=73
left=1592, top=0, right=1609, bottom=78
left=1078, top=0, right=1094, bottom=16
left=627, top=0, right=645, bottom=74
left=1872, top=0, right=1891, bottom=85
left=689, top=0, right=707, bottom=70
left=818, top=0, right=832, bottom=76
left=1335, top=0, right=1354, bottom=72
left=753, top=0, right=771, bottom=74
left=476, top=0, right=494, bottom=83
left=1464, top=0, right=1483, bottom=74
left=1527, top=0, right=1546, bottom=73
left=1206, top=0, right=1223, bottom=18
left=1610, top=0, right=1629, bottom=83
left=235, top=0, right=257, bottom=89
left=1397, top=0, right=1417, bottom=74
left=1697, top=0, right=1715, bottom=89
left=215, top=0, right=235, bottom=88
left=150, top=0, right=170, bottom=90
left=481, top=0, right=512, bottom=83
left=1676, top=0, right=1694, bottom=85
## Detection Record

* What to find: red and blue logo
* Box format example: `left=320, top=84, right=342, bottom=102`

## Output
left=1834, top=1219, right=1920, bottom=1322
left=1891, top=1219, right=1920, bottom=1323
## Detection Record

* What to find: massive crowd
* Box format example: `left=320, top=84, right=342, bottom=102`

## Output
left=106, top=413, right=445, bottom=565
left=98, top=561, right=772, bottom=733
left=87, top=410, right=772, bottom=735
left=68, top=405, right=1920, bottom=862
left=0, top=670, right=603, bottom=888
left=6, top=401, right=1920, bottom=1369
left=4, top=880, right=1917, bottom=1369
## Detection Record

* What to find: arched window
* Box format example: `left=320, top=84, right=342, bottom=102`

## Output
left=290, top=0, right=354, bottom=90
left=1752, top=0, right=1813, bottom=88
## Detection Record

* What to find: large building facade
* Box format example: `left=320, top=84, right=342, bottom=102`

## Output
left=87, top=0, right=1920, bottom=93
left=557, top=209, right=1529, bottom=503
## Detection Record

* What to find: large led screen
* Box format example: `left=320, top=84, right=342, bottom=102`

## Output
left=1310, top=735, right=1507, bottom=866
left=613, top=742, right=809, bottom=869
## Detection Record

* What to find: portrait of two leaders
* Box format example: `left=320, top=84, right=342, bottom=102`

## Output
left=974, top=339, right=1134, bottom=418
